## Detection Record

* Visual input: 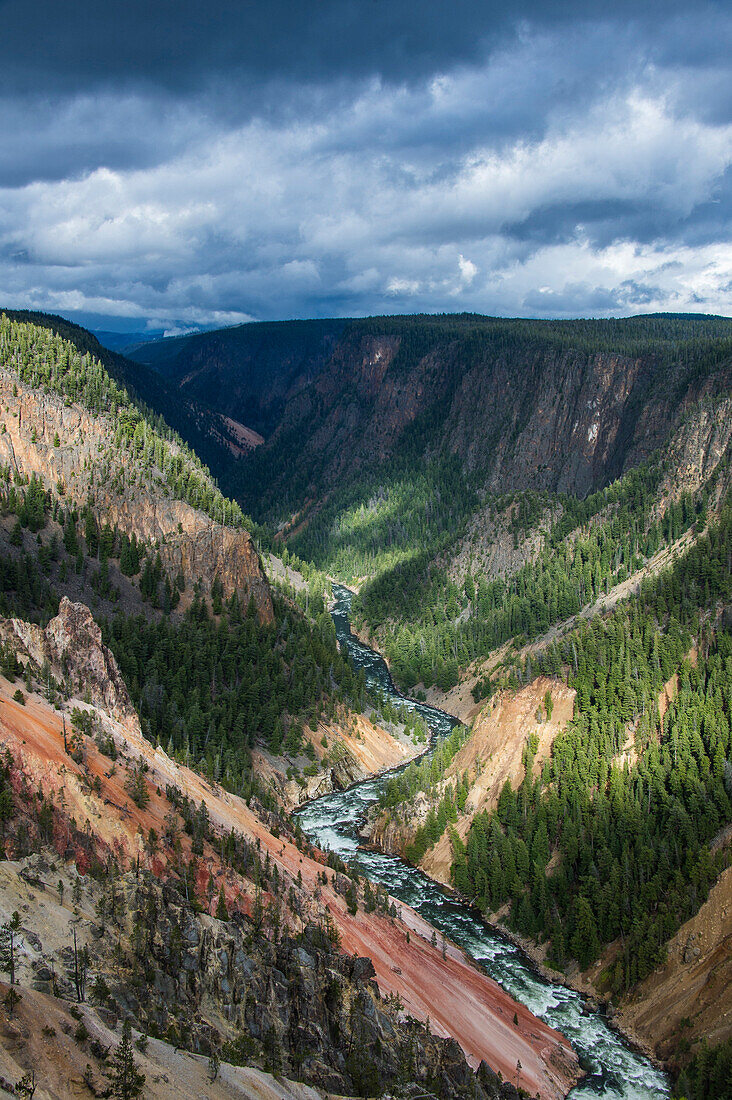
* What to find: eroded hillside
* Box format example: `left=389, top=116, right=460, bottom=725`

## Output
left=0, top=597, right=582, bottom=1100
left=366, top=677, right=576, bottom=886
left=0, top=346, right=272, bottom=621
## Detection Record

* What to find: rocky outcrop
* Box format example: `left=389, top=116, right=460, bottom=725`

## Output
left=255, top=705, right=423, bottom=811
left=101, top=874, right=498, bottom=1099
left=0, top=981, right=328, bottom=1100
left=362, top=790, right=432, bottom=854
left=281, top=753, right=366, bottom=809
left=0, top=597, right=135, bottom=724
left=0, top=369, right=272, bottom=621
left=656, top=396, right=732, bottom=511
left=448, top=501, right=559, bottom=589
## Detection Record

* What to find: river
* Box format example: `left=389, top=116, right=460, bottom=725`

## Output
left=296, top=585, right=670, bottom=1100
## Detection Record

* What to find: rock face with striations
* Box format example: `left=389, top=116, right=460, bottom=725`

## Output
left=194, top=320, right=732, bottom=506
left=451, top=350, right=647, bottom=495
left=655, top=395, right=732, bottom=508
left=0, top=370, right=273, bottom=621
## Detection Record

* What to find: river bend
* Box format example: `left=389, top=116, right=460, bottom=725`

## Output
left=296, top=585, right=670, bottom=1100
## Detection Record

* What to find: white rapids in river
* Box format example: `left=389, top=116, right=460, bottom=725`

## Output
left=296, top=585, right=670, bottom=1100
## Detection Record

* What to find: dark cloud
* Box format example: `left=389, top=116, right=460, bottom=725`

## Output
left=0, top=1, right=522, bottom=95
left=0, top=0, right=706, bottom=94
left=0, top=1, right=729, bottom=326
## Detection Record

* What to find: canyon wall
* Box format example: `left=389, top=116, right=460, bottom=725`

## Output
left=0, top=370, right=272, bottom=620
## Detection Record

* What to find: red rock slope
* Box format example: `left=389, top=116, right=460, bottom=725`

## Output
left=0, top=601, right=583, bottom=1099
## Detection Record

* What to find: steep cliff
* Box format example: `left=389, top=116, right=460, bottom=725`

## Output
left=0, top=596, right=135, bottom=725
left=0, top=365, right=272, bottom=621
left=283, top=333, right=731, bottom=502
left=655, top=395, right=732, bottom=510
left=128, top=314, right=732, bottom=512
left=130, top=316, right=348, bottom=438
left=612, top=863, right=732, bottom=1062
left=366, top=677, right=576, bottom=884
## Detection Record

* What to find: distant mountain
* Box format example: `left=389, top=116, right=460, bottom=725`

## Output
left=92, top=328, right=166, bottom=353
left=130, top=313, right=732, bottom=518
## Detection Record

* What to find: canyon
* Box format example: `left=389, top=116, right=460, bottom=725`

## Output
left=0, top=309, right=730, bottom=1099
left=0, top=594, right=581, bottom=1099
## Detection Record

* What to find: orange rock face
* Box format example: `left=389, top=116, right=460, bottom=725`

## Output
left=369, top=677, right=576, bottom=886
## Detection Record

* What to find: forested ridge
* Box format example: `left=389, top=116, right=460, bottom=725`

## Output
left=0, top=314, right=256, bottom=532
left=386, top=501, right=732, bottom=993
left=0, top=487, right=368, bottom=807
left=0, top=317, right=374, bottom=809
left=350, top=446, right=725, bottom=692
left=2, top=308, right=245, bottom=477
left=283, top=454, right=478, bottom=586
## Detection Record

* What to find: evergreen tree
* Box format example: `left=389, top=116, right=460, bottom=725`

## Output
left=63, top=513, right=78, bottom=555
left=215, top=886, right=228, bottom=921
left=0, top=911, right=22, bottom=985
left=107, top=1019, right=146, bottom=1100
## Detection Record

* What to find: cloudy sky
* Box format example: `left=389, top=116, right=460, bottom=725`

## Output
left=1, top=0, right=730, bottom=332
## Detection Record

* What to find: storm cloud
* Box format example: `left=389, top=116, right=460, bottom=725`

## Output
left=0, top=0, right=730, bottom=329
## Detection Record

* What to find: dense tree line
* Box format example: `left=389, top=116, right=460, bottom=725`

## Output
left=0, top=549, right=57, bottom=621
left=103, top=592, right=365, bottom=794
left=349, top=312, right=732, bottom=370
left=0, top=468, right=180, bottom=613
left=674, top=1038, right=732, bottom=1100
left=353, top=455, right=710, bottom=691
left=288, top=454, right=477, bottom=585
left=450, top=501, right=732, bottom=991
left=0, top=314, right=256, bottom=532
